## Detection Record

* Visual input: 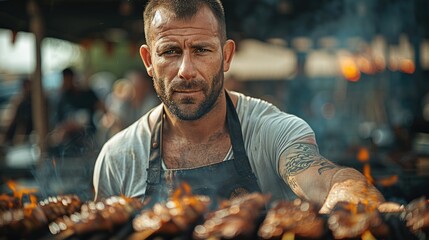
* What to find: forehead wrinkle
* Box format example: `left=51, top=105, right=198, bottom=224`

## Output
left=149, top=7, right=220, bottom=44
left=157, top=27, right=218, bottom=39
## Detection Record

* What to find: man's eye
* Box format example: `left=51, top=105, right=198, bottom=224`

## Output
left=196, top=48, right=209, bottom=53
left=163, top=49, right=176, bottom=55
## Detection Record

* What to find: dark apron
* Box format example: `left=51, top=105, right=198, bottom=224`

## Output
left=145, top=92, right=261, bottom=207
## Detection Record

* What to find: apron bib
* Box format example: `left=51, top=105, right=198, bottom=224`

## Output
left=145, top=92, right=261, bottom=207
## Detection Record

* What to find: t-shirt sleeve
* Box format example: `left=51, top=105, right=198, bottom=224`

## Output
left=245, top=97, right=316, bottom=173
left=272, top=114, right=316, bottom=158
left=93, top=143, right=121, bottom=201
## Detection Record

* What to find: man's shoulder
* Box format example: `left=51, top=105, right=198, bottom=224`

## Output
left=231, top=91, right=279, bottom=116
left=103, top=114, right=151, bottom=151
left=229, top=91, right=268, bottom=107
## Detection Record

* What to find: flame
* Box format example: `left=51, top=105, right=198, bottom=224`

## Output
left=170, top=182, right=204, bottom=212
left=357, top=148, right=370, bottom=163
left=344, top=202, right=359, bottom=215
left=30, top=195, right=38, bottom=205
left=172, top=182, right=192, bottom=200
left=281, top=232, right=295, bottom=240
left=377, top=175, right=398, bottom=187
left=361, top=230, right=376, bottom=240
left=171, top=182, right=190, bottom=212
left=356, top=146, right=399, bottom=188
left=182, top=182, right=192, bottom=195
left=7, top=180, right=17, bottom=193
left=23, top=195, right=39, bottom=217
left=363, top=164, right=374, bottom=185
left=6, top=180, right=38, bottom=207
left=356, top=148, right=374, bottom=185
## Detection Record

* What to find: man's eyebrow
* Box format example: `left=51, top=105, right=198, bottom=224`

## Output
left=156, top=43, right=179, bottom=50
left=190, top=42, right=215, bottom=48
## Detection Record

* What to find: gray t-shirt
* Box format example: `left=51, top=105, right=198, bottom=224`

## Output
left=93, top=92, right=316, bottom=201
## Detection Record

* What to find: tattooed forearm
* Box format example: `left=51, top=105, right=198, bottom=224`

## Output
left=281, top=143, right=338, bottom=177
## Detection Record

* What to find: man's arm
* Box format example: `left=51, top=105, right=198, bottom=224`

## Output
left=278, top=142, right=385, bottom=213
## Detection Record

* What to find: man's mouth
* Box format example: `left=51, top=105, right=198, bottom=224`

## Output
left=174, top=89, right=202, bottom=94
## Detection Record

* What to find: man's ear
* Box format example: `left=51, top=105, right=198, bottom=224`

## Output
left=140, top=45, right=154, bottom=77
left=222, top=39, right=235, bottom=72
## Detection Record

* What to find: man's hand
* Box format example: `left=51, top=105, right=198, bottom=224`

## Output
left=319, top=168, right=385, bottom=213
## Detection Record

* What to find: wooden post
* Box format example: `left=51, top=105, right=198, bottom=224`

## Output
left=28, top=0, right=48, bottom=163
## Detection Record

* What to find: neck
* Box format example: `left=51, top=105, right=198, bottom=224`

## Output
left=163, top=91, right=228, bottom=143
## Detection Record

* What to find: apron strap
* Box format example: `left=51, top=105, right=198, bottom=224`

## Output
left=225, top=92, right=254, bottom=177
left=147, top=111, right=163, bottom=184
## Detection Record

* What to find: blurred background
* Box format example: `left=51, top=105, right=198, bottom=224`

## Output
left=0, top=0, right=428, bottom=203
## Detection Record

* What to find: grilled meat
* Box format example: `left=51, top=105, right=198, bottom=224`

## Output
left=258, top=198, right=325, bottom=239
left=327, top=201, right=389, bottom=239
left=193, top=192, right=270, bottom=240
left=0, top=195, right=81, bottom=238
left=49, top=196, right=144, bottom=237
left=132, top=194, right=210, bottom=238
left=405, top=197, right=429, bottom=233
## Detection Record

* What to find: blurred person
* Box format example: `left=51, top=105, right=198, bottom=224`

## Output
left=49, top=67, right=106, bottom=156
left=101, top=78, right=134, bottom=137
left=123, top=68, right=160, bottom=126
left=93, top=0, right=393, bottom=213
left=102, top=69, right=159, bottom=136
left=1, top=78, right=33, bottom=145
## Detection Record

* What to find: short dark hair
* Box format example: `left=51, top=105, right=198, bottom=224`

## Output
left=143, top=0, right=226, bottom=46
left=62, top=67, right=74, bottom=77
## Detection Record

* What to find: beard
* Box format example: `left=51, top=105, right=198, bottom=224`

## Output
left=153, top=66, right=224, bottom=121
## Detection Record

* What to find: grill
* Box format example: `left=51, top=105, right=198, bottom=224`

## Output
left=1, top=190, right=428, bottom=240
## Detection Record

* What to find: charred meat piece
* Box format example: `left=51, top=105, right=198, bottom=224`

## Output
left=258, top=198, right=325, bottom=239
left=39, top=195, right=82, bottom=222
left=132, top=195, right=211, bottom=239
left=193, top=192, right=270, bottom=240
left=49, top=196, right=144, bottom=237
left=0, top=204, right=48, bottom=238
left=405, top=197, right=429, bottom=233
left=0, top=195, right=82, bottom=238
left=327, top=201, right=389, bottom=239
left=0, top=194, right=20, bottom=211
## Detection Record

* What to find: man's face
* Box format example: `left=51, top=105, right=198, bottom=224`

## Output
left=143, top=6, right=229, bottom=120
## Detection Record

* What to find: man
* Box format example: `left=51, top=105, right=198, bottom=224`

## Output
left=50, top=67, right=105, bottom=156
left=93, top=0, right=384, bottom=213
left=2, top=78, right=33, bottom=145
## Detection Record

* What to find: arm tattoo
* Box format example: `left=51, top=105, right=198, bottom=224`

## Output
left=282, top=143, right=337, bottom=177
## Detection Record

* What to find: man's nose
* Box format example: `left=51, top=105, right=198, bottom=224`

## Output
left=178, top=51, right=197, bottom=80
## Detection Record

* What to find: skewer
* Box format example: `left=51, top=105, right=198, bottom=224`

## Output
left=361, top=230, right=377, bottom=240
left=281, top=232, right=295, bottom=240
left=126, top=228, right=157, bottom=240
